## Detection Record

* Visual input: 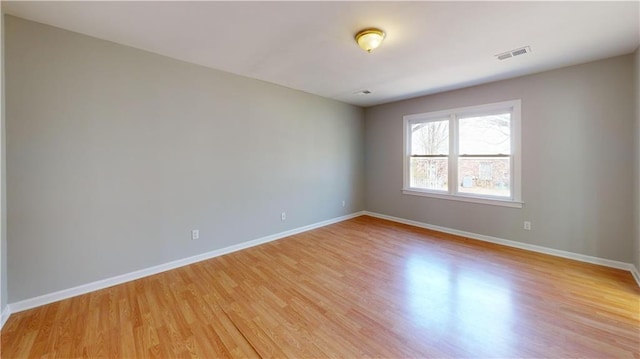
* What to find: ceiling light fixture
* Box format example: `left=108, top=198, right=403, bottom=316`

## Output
left=355, top=28, right=386, bottom=53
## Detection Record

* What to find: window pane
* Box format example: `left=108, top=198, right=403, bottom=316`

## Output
left=410, top=158, right=448, bottom=191
left=411, top=120, right=449, bottom=155
left=458, top=158, right=510, bottom=197
left=459, top=113, right=510, bottom=155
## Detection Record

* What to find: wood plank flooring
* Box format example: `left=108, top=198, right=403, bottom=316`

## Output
left=1, top=215, right=639, bottom=358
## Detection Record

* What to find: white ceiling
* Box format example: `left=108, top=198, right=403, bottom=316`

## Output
left=4, top=1, right=640, bottom=107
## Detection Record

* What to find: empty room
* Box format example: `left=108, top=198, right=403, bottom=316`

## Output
left=0, top=1, right=639, bottom=358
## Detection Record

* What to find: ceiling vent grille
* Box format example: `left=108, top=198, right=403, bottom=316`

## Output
left=496, top=46, right=531, bottom=60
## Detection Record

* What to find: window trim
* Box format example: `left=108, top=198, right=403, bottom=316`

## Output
left=402, top=100, right=522, bottom=208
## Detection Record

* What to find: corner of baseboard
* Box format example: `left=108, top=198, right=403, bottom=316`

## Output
left=631, top=265, right=640, bottom=288
left=0, top=305, right=10, bottom=330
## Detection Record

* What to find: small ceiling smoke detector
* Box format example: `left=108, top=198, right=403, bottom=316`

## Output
left=495, top=46, right=531, bottom=60
left=354, top=90, right=373, bottom=95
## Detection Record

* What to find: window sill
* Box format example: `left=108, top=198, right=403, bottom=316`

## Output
left=402, top=189, right=523, bottom=208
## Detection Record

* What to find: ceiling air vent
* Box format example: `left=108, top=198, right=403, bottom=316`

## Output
left=496, top=46, right=531, bottom=60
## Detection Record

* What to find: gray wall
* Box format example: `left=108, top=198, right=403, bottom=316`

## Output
left=0, top=8, right=7, bottom=313
left=5, top=16, right=364, bottom=303
left=365, top=55, right=636, bottom=263
left=3, top=14, right=638, bottom=306
left=635, top=47, right=640, bottom=271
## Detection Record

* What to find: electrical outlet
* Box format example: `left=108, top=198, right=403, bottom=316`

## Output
left=342, top=200, right=346, bottom=207
left=523, top=221, right=531, bottom=231
left=281, top=212, right=286, bottom=221
left=191, top=229, right=200, bottom=240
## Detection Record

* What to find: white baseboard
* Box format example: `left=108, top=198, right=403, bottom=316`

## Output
left=4, top=209, right=638, bottom=330
left=364, top=211, right=639, bottom=281
left=631, top=265, right=640, bottom=288
left=0, top=305, right=10, bottom=329
left=7, top=211, right=365, bottom=316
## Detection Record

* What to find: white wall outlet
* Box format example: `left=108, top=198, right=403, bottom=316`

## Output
left=191, top=229, right=200, bottom=240
left=281, top=212, right=286, bottom=221
left=523, top=221, right=531, bottom=231
left=342, top=200, right=346, bottom=207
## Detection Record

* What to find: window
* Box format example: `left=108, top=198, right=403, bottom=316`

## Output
left=403, top=100, right=522, bottom=208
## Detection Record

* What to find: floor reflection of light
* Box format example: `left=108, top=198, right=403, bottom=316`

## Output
left=406, top=255, right=453, bottom=332
left=406, top=255, right=514, bottom=352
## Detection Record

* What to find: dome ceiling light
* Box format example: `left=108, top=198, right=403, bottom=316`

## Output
left=355, top=28, right=386, bottom=53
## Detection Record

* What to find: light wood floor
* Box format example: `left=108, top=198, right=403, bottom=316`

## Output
left=1, top=216, right=639, bottom=358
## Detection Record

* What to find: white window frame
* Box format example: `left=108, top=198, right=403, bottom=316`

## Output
left=402, top=100, right=522, bottom=208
